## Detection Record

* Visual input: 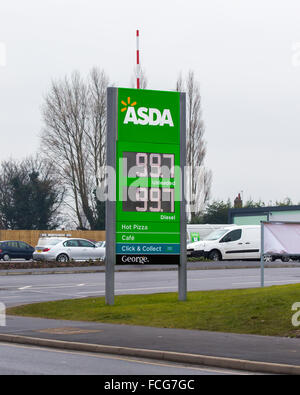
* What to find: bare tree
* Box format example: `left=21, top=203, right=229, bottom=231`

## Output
left=176, top=71, right=212, bottom=221
left=87, top=68, right=108, bottom=187
left=41, top=68, right=109, bottom=229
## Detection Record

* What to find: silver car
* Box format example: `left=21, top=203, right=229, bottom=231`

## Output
left=33, top=237, right=105, bottom=262
left=95, top=241, right=106, bottom=248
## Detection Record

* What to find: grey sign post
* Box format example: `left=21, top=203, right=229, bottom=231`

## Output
left=105, top=87, right=117, bottom=305
left=179, top=92, right=187, bottom=301
left=260, top=221, right=265, bottom=287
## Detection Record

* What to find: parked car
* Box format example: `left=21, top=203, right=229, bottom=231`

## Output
left=33, top=237, right=106, bottom=262
left=95, top=241, right=106, bottom=248
left=95, top=241, right=106, bottom=260
left=0, top=240, right=35, bottom=261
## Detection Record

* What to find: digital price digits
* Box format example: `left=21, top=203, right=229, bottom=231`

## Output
left=123, top=187, right=175, bottom=213
left=123, top=152, right=175, bottom=179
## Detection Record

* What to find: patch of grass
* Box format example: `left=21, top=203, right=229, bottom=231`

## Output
left=7, top=284, right=300, bottom=337
left=187, top=257, right=210, bottom=262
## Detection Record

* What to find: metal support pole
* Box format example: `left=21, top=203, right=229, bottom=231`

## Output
left=105, top=87, right=117, bottom=305
left=178, top=92, right=187, bottom=301
left=260, top=221, right=264, bottom=287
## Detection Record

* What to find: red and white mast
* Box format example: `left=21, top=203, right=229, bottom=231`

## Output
left=136, top=29, right=140, bottom=89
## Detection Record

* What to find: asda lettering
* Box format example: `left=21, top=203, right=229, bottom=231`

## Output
left=123, top=106, right=174, bottom=127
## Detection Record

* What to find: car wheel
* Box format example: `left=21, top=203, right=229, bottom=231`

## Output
left=208, top=250, right=221, bottom=261
left=2, top=254, right=10, bottom=261
left=56, top=253, right=69, bottom=263
left=281, top=256, right=290, bottom=262
left=263, top=255, right=273, bottom=262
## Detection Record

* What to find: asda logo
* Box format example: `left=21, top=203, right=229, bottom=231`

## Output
left=121, top=97, right=174, bottom=127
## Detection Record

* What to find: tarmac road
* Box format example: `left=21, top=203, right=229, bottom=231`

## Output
left=0, top=341, right=251, bottom=375
left=0, top=265, right=300, bottom=307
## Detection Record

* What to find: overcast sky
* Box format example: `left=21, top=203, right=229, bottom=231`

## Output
left=1, top=0, right=300, bottom=205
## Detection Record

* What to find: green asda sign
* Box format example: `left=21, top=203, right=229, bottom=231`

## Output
left=117, top=88, right=180, bottom=144
left=106, top=87, right=186, bottom=271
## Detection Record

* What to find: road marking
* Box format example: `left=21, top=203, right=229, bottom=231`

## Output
left=17, top=283, right=103, bottom=290
left=0, top=296, right=20, bottom=300
left=233, top=279, right=300, bottom=285
left=78, top=286, right=178, bottom=295
left=189, top=275, right=259, bottom=281
left=18, top=286, right=32, bottom=290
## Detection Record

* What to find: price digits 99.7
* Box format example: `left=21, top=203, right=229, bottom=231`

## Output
left=123, top=186, right=175, bottom=213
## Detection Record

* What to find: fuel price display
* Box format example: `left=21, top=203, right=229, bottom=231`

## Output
left=122, top=151, right=176, bottom=214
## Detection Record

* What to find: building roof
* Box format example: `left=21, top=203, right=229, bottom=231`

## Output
left=228, top=205, right=300, bottom=223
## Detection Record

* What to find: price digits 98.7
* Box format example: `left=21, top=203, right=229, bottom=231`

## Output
left=124, top=152, right=175, bottom=179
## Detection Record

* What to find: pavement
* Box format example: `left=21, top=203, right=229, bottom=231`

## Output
left=0, top=315, right=300, bottom=374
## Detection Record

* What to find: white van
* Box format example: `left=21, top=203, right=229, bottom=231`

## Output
left=187, top=224, right=232, bottom=243
left=187, top=225, right=261, bottom=261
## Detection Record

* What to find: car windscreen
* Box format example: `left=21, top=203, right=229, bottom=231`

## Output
left=96, top=241, right=105, bottom=247
left=203, top=229, right=229, bottom=241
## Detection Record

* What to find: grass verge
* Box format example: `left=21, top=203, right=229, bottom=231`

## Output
left=7, top=284, right=300, bottom=337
